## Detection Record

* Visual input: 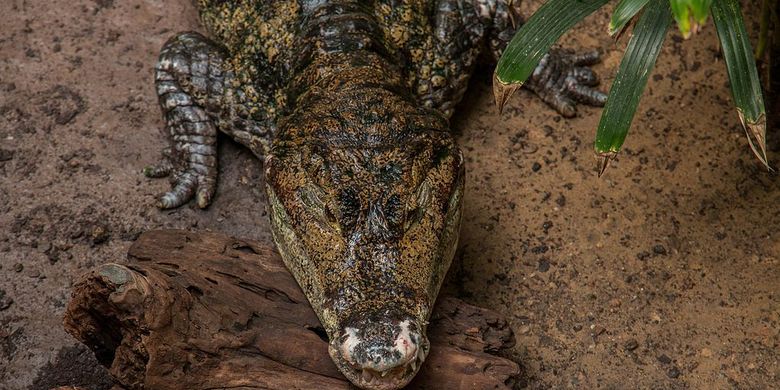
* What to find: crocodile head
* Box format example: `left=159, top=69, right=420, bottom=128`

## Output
left=265, top=112, right=464, bottom=389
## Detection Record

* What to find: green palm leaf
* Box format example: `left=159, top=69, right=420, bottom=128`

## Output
left=595, top=0, right=672, bottom=174
left=609, top=0, right=650, bottom=36
left=711, top=0, right=769, bottom=168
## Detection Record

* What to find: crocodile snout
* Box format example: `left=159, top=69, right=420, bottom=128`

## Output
left=330, top=318, right=429, bottom=390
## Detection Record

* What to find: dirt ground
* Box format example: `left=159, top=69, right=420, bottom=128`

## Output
left=1, top=0, right=778, bottom=389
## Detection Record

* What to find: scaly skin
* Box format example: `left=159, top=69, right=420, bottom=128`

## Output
left=145, top=1, right=606, bottom=388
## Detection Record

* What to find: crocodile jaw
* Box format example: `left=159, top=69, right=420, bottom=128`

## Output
left=328, top=319, right=430, bottom=389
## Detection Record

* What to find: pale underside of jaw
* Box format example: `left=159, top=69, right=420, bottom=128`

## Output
left=336, top=320, right=429, bottom=389
left=351, top=346, right=427, bottom=389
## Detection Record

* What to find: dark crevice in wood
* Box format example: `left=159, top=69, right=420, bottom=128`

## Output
left=305, top=324, right=329, bottom=342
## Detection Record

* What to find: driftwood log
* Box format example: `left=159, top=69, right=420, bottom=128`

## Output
left=63, top=230, right=520, bottom=389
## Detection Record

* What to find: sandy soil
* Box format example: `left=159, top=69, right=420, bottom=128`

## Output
left=1, top=0, right=778, bottom=389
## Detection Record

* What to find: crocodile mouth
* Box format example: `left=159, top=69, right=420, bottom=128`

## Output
left=329, top=345, right=427, bottom=390
left=328, top=319, right=430, bottom=390
left=348, top=359, right=423, bottom=390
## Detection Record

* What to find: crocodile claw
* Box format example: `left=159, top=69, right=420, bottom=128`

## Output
left=526, top=48, right=608, bottom=118
left=144, top=145, right=217, bottom=209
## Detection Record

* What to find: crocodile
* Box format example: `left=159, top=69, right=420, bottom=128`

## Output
left=144, top=1, right=606, bottom=388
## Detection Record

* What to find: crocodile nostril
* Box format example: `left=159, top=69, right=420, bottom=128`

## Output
left=337, top=319, right=424, bottom=373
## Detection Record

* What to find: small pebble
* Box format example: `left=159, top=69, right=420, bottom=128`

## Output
left=667, top=367, right=681, bottom=378
left=556, top=194, right=566, bottom=207
left=657, top=354, right=672, bottom=364
left=518, top=325, right=531, bottom=335
left=531, top=162, right=541, bottom=172
left=0, top=290, right=12, bottom=311
left=13, top=263, right=23, bottom=272
left=0, top=148, right=14, bottom=162
left=624, top=338, right=639, bottom=351
left=91, top=225, right=110, bottom=245
left=522, top=144, right=538, bottom=154
left=590, top=325, right=605, bottom=338
left=653, top=244, right=667, bottom=255
left=537, top=258, right=550, bottom=272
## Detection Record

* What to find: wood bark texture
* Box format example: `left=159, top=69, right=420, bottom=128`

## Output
left=63, top=230, right=520, bottom=389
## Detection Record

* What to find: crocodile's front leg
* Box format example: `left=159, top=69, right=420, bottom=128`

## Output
left=480, top=0, right=608, bottom=117
left=145, top=32, right=275, bottom=209
left=413, top=0, right=606, bottom=118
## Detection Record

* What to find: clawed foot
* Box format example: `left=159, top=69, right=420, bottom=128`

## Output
left=144, top=144, right=217, bottom=209
left=526, top=48, right=607, bottom=118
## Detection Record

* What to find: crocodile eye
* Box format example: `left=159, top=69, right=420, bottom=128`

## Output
left=299, top=186, right=340, bottom=232
left=404, top=180, right=431, bottom=231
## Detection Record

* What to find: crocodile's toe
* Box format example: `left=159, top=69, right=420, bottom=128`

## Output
left=143, top=161, right=173, bottom=178
left=145, top=145, right=217, bottom=209
left=157, top=166, right=216, bottom=209
left=527, top=49, right=608, bottom=117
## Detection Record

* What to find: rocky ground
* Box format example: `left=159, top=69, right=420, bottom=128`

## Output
left=1, top=0, right=778, bottom=389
